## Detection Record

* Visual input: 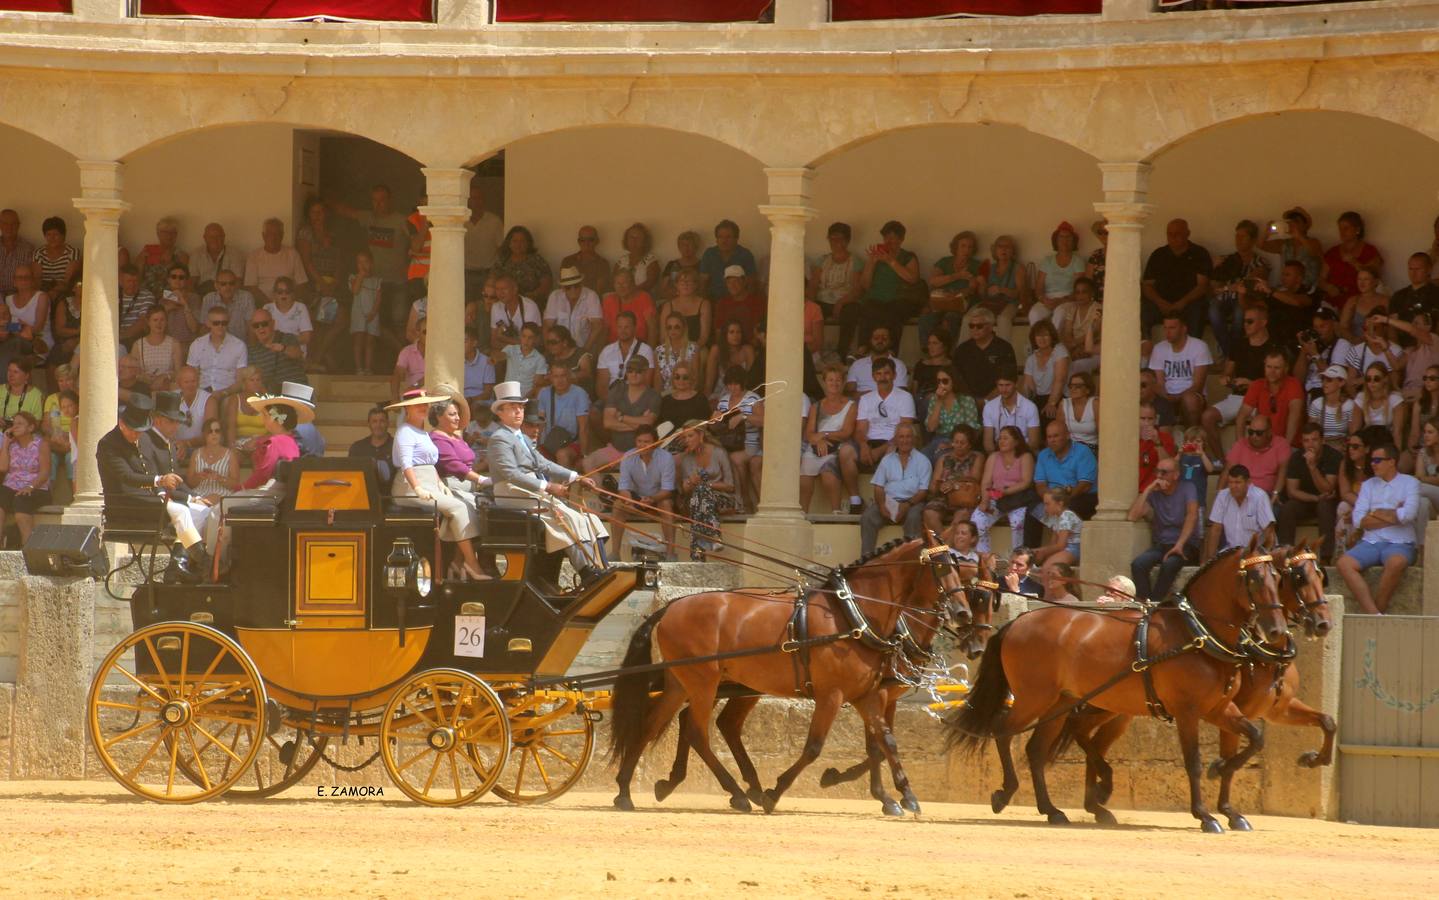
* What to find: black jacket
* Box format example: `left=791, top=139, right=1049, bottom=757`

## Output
left=97, top=426, right=190, bottom=510
left=143, top=431, right=191, bottom=502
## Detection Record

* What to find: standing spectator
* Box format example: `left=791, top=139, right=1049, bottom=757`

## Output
left=1236, top=349, right=1306, bottom=449
left=243, top=218, right=307, bottom=304
left=1224, top=413, right=1291, bottom=496
left=921, top=423, right=985, bottom=539
left=858, top=220, right=921, bottom=349
left=546, top=266, right=605, bottom=357
left=245, top=310, right=306, bottom=392
left=494, top=227, right=554, bottom=301
left=602, top=267, right=659, bottom=346
left=714, top=265, right=766, bottom=345
left=655, top=313, right=700, bottom=396
left=134, top=217, right=189, bottom=298
left=922, top=367, right=980, bottom=460
left=130, top=307, right=181, bottom=390
left=1389, top=252, right=1439, bottom=344
left=1202, top=464, right=1276, bottom=560
left=597, top=312, right=656, bottom=402
left=200, top=269, right=256, bottom=343
left=1210, top=220, right=1272, bottom=360
left=297, top=196, right=346, bottom=304
left=1355, top=360, right=1406, bottom=448
left=187, top=306, right=248, bottom=394
left=657, top=266, right=711, bottom=349
left=1054, top=276, right=1101, bottom=378
left=1026, top=419, right=1098, bottom=547
left=1337, top=443, right=1422, bottom=614
left=559, top=225, right=611, bottom=295
left=186, top=416, right=241, bottom=504
left=1294, top=306, right=1348, bottom=400
left=501, top=322, right=547, bottom=397
left=921, top=230, right=983, bottom=343
left=1340, top=267, right=1390, bottom=342
left=1252, top=259, right=1320, bottom=346
left=1149, top=312, right=1212, bottom=431
left=1309, top=364, right=1359, bottom=450
left=536, top=361, right=590, bottom=469
left=802, top=363, right=857, bottom=514
left=348, top=249, right=382, bottom=375
left=1142, top=218, right=1211, bottom=339
left=0, top=209, right=36, bottom=297
left=860, top=422, right=930, bottom=555
left=838, top=357, right=914, bottom=514
left=464, top=179, right=503, bottom=295
left=1277, top=422, right=1343, bottom=563
left=332, top=184, right=410, bottom=312
left=190, top=223, right=243, bottom=296
left=703, top=319, right=755, bottom=398
left=1320, top=211, right=1383, bottom=307
left=659, top=230, right=705, bottom=301
left=1138, top=402, right=1176, bottom=491
left=1020, top=320, right=1069, bottom=422
left=1258, top=207, right=1324, bottom=292
left=846, top=326, right=910, bottom=395
left=348, top=406, right=395, bottom=484
left=489, top=272, right=542, bottom=353
left=118, top=264, right=155, bottom=345
left=674, top=422, right=738, bottom=560
left=587, top=356, right=661, bottom=470
left=698, top=219, right=756, bottom=302
left=32, top=216, right=79, bottom=299
left=1061, top=371, right=1099, bottom=454
left=1030, top=222, right=1084, bottom=326
left=970, top=425, right=1035, bottom=554
left=952, top=308, right=1017, bottom=403
left=1344, top=307, right=1403, bottom=386
left=614, top=223, right=661, bottom=296
left=658, top=362, right=710, bottom=433
left=813, top=222, right=865, bottom=351
left=42, top=365, right=78, bottom=471
left=1128, top=458, right=1200, bottom=602
left=609, top=424, right=677, bottom=558
left=0, top=410, right=50, bottom=546
left=1200, top=304, right=1273, bottom=454
left=960, top=234, right=1026, bottom=343
left=981, top=365, right=1041, bottom=454
left=393, top=317, right=427, bottom=399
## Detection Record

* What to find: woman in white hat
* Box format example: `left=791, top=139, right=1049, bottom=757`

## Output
left=487, top=380, right=609, bottom=585
left=241, top=381, right=314, bottom=492
left=388, top=388, right=487, bottom=581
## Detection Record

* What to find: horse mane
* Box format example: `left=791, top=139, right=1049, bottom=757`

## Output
left=836, top=537, right=917, bottom=577
left=1187, top=544, right=1243, bottom=586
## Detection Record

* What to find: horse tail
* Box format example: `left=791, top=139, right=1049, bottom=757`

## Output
left=1048, top=710, right=1081, bottom=764
left=607, top=608, right=667, bottom=763
left=946, top=622, right=1011, bottom=755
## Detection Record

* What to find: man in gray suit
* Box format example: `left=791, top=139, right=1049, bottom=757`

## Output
left=487, top=380, right=610, bottom=585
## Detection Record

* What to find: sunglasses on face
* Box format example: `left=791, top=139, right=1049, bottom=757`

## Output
left=673, top=373, right=691, bottom=380
left=169, top=274, right=187, bottom=280
left=1424, top=375, right=1439, bottom=382
left=1366, top=376, right=1385, bottom=383
left=216, top=281, right=236, bottom=287
left=936, top=377, right=952, bottom=385
left=252, top=322, right=273, bottom=329
left=206, top=426, right=222, bottom=434
left=1370, top=455, right=1392, bottom=464
left=1247, top=429, right=1268, bottom=437
left=210, top=320, right=229, bottom=327
left=1243, top=318, right=1260, bottom=325
left=274, top=289, right=291, bottom=296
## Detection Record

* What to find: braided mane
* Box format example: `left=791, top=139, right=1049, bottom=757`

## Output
left=1187, top=544, right=1243, bottom=586
left=837, top=537, right=918, bottom=577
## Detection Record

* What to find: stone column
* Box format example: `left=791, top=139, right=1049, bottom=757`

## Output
left=434, top=0, right=490, bottom=28
left=744, top=167, right=815, bottom=585
left=67, top=161, right=129, bottom=522
left=419, top=167, right=472, bottom=398
left=1080, top=162, right=1155, bottom=589
left=774, top=0, right=827, bottom=27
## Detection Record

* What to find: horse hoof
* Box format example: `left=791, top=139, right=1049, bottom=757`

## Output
left=1200, top=817, right=1224, bottom=834
left=1206, top=759, right=1225, bottom=781
left=746, top=787, right=767, bottom=808
left=1297, top=751, right=1321, bottom=768
left=729, top=794, right=753, bottom=813
left=1228, top=815, right=1252, bottom=832
left=653, top=780, right=676, bottom=803
left=818, top=767, right=842, bottom=788
left=760, top=789, right=780, bottom=815
left=901, top=795, right=921, bottom=815
left=990, top=790, right=1010, bottom=814
left=881, top=799, right=903, bottom=817
left=1091, top=806, right=1118, bottom=826
left=613, top=794, right=635, bottom=812
left=1046, top=810, right=1070, bottom=825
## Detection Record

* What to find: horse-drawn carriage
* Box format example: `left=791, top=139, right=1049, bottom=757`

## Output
left=87, top=456, right=659, bottom=806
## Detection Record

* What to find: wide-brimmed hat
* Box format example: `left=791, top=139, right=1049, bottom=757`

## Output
left=386, top=388, right=451, bottom=411
left=152, top=391, right=190, bottom=427
left=558, top=266, right=584, bottom=287
left=119, top=392, right=153, bottom=432
left=247, top=381, right=317, bottom=425
left=490, top=380, right=530, bottom=414
left=723, top=264, right=746, bottom=280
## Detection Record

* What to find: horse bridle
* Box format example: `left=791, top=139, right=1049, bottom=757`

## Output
left=1237, top=551, right=1286, bottom=642
left=1282, top=550, right=1330, bottom=634
left=916, top=544, right=974, bottom=626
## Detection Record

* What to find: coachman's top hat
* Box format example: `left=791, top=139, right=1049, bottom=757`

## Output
left=119, top=392, right=153, bottom=432
left=151, top=391, right=191, bottom=427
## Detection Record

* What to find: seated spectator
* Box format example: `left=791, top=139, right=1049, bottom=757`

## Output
left=294, top=418, right=326, bottom=458
left=223, top=366, right=269, bottom=455
left=614, top=222, right=661, bottom=296
left=586, top=356, right=661, bottom=471
left=655, top=313, right=700, bottom=396
left=1251, top=260, right=1319, bottom=347
left=156, top=262, right=200, bottom=352
left=1139, top=367, right=1176, bottom=429
left=704, top=318, right=754, bottom=399
left=860, top=422, right=930, bottom=555
left=201, top=268, right=256, bottom=343
left=970, top=425, right=1035, bottom=553
left=1390, top=312, right=1439, bottom=397
left=1000, top=546, right=1043, bottom=599
left=546, top=266, right=605, bottom=357
left=602, top=266, right=658, bottom=346
left=802, top=363, right=856, bottom=514
left=544, top=325, right=595, bottom=398
left=243, top=218, right=307, bottom=304
left=1029, top=222, right=1084, bottom=327
left=1138, top=402, right=1175, bottom=491
left=846, top=326, right=910, bottom=396
left=1411, top=417, right=1439, bottom=522
left=187, top=305, right=248, bottom=394
left=0, top=209, right=34, bottom=296
left=1020, top=320, right=1069, bottom=422
left=48, top=270, right=82, bottom=375
left=1026, top=419, right=1098, bottom=547
left=1236, top=349, right=1306, bottom=449
left=1405, top=364, right=1439, bottom=459
left=1202, top=464, right=1276, bottom=560
left=1148, top=312, right=1211, bottom=432
left=32, top=216, right=80, bottom=299
left=698, top=219, right=757, bottom=303
left=265, top=276, right=313, bottom=356
left=0, top=410, right=50, bottom=546
left=838, top=357, right=915, bottom=514
left=920, top=230, right=983, bottom=343
left=1062, top=371, right=1099, bottom=453
left=42, top=363, right=77, bottom=458
left=490, top=273, right=541, bottom=353
left=1200, top=304, right=1273, bottom=455
left=1354, top=361, right=1406, bottom=449
left=170, top=366, right=216, bottom=461
left=501, top=322, right=547, bottom=397
left=190, top=222, right=243, bottom=296
left=715, top=264, right=766, bottom=346
left=46, top=389, right=78, bottom=489
left=1210, top=220, right=1272, bottom=361
left=1336, top=432, right=1373, bottom=553
left=462, top=326, right=497, bottom=401
left=1339, top=267, right=1388, bottom=342
left=658, top=362, right=711, bottom=434
left=536, top=361, right=590, bottom=470
left=714, top=368, right=764, bottom=512
left=1142, top=218, right=1211, bottom=340
left=1309, top=364, right=1358, bottom=450
left=1085, top=221, right=1107, bottom=299
left=135, top=216, right=190, bottom=298
left=921, top=424, right=984, bottom=538
left=6, top=263, right=51, bottom=357
left=1128, top=458, right=1201, bottom=602
left=1294, top=306, right=1348, bottom=401
left=911, top=329, right=952, bottom=401
left=1097, top=574, right=1138, bottom=605
left=953, top=307, right=1016, bottom=404
left=609, top=424, right=676, bottom=559
left=348, top=405, right=395, bottom=483
left=660, top=231, right=706, bottom=303
left=597, top=311, right=656, bottom=402
left=246, top=310, right=306, bottom=392
left=1388, top=252, right=1439, bottom=344
left=116, top=355, right=150, bottom=412
left=493, top=225, right=553, bottom=301
left=1337, top=443, right=1423, bottom=614
left=675, top=421, right=739, bottom=560
left=1319, top=211, right=1383, bottom=308
left=130, top=306, right=181, bottom=391
left=1031, top=486, right=1082, bottom=576
left=981, top=365, right=1041, bottom=454
left=960, top=235, right=1026, bottom=343
left=1042, top=562, right=1080, bottom=604
left=1344, top=307, right=1402, bottom=387
left=658, top=266, right=711, bottom=350
left=186, top=416, right=241, bottom=504
left=0, top=359, right=42, bottom=423
left=559, top=225, right=611, bottom=295
left=392, top=316, right=426, bottom=400
left=856, top=220, right=920, bottom=349
left=1225, top=413, right=1290, bottom=496
left=813, top=222, right=865, bottom=352
left=1277, top=422, right=1343, bottom=564
left=118, top=264, right=155, bottom=345
left=922, top=367, right=979, bottom=461
left=1054, top=275, right=1101, bottom=377
left=1258, top=206, right=1323, bottom=292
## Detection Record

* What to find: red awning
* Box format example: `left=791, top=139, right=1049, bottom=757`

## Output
left=495, top=1, right=771, bottom=22
left=832, top=0, right=1100, bottom=18
left=138, top=0, right=432, bottom=20
left=2, top=0, right=72, bottom=11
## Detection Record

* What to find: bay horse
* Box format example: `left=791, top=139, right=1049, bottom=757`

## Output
left=948, top=537, right=1287, bottom=833
left=1061, top=542, right=1336, bottom=831
left=650, top=554, right=1001, bottom=816
left=608, top=534, right=972, bottom=814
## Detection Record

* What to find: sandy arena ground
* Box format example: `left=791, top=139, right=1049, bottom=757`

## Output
left=1, top=781, right=1433, bottom=898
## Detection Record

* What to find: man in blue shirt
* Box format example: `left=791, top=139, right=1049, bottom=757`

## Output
left=1128, top=458, right=1200, bottom=602
left=535, top=361, right=591, bottom=470
left=861, top=422, right=931, bottom=554
left=609, top=425, right=676, bottom=558
left=1337, top=443, right=1424, bottom=614
left=698, top=219, right=757, bottom=301
left=1026, top=419, right=1098, bottom=547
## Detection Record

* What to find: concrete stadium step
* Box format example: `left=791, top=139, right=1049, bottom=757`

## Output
left=314, top=399, right=381, bottom=424
left=316, top=423, right=369, bottom=447
left=309, top=374, right=393, bottom=403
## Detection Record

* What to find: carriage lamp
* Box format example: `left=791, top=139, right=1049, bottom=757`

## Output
left=386, top=539, right=432, bottom=598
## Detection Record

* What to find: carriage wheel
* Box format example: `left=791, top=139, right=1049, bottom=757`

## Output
left=87, top=622, right=266, bottom=803
left=492, top=693, right=596, bottom=805
left=379, top=669, right=510, bottom=807
left=170, top=716, right=330, bottom=800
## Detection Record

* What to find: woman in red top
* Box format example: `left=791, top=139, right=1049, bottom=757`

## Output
left=1321, top=211, right=1383, bottom=305
left=135, top=216, right=189, bottom=299
left=241, top=383, right=311, bottom=491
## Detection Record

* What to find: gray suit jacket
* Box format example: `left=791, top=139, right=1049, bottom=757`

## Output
left=487, top=426, right=576, bottom=493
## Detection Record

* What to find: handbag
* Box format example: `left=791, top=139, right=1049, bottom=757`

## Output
left=994, top=486, right=1039, bottom=514
left=946, top=476, right=981, bottom=509
left=540, top=388, right=575, bottom=453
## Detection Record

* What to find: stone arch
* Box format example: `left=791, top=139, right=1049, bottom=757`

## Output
left=0, top=121, right=83, bottom=246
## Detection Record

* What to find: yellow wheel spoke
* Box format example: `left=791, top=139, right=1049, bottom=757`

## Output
left=532, top=747, right=554, bottom=790
left=102, top=716, right=161, bottom=750
left=178, top=632, right=191, bottom=696
left=395, top=745, right=432, bottom=773
left=191, top=722, right=246, bottom=765
left=543, top=729, right=586, bottom=738
left=193, top=712, right=262, bottom=727
left=192, top=643, right=233, bottom=693
left=460, top=745, right=494, bottom=781
left=182, top=727, right=213, bottom=791
left=114, top=665, right=168, bottom=704
left=538, top=742, right=578, bottom=768
left=165, top=727, right=181, bottom=796
left=448, top=750, right=464, bottom=801
left=405, top=700, right=440, bottom=732
left=141, top=636, right=176, bottom=695
left=421, top=751, right=443, bottom=796
left=188, top=681, right=254, bottom=712
left=512, top=744, right=529, bottom=792
left=95, top=698, right=145, bottom=712
left=219, top=722, right=245, bottom=784
left=125, top=730, right=169, bottom=780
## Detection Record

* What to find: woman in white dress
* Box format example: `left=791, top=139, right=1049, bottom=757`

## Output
left=388, top=389, right=486, bottom=581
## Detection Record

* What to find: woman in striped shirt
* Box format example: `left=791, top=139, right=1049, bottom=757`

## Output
left=1307, top=363, right=1359, bottom=451
left=32, top=217, right=79, bottom=299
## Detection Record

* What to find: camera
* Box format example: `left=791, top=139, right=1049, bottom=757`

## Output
left=1296, top=329, right=1319, bottom=346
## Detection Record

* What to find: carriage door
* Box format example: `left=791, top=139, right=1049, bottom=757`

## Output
left=294, top=532, right=368, bottom=629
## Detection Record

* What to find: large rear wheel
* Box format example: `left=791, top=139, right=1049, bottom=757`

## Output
left=492, top=691, right=596, bottom=805
left=88, top=622, right=266, bottom=803
left=379, top=669, right=510, bottom=807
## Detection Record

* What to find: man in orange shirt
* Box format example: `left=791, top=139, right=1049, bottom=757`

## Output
left=601, top=267, right=658, bottom=345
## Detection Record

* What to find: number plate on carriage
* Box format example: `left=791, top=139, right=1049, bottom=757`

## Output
left=454, top=616, right=486, bottom=658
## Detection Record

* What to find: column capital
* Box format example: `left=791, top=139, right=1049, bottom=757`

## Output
left=76, top=159, right=125, bottom=200
left=70, top=197, right=130, bottom=222
left=417, top=204, right=471, bottom=229
left=758, top=204, right=816, bottom=225
left=1092, top=201, right=1156, bottom=229
left=1097, top=161, right=1152, bottom=201
left=421, top=166, right=474, bottom=208
left=763, top=166, right=815, bottom=207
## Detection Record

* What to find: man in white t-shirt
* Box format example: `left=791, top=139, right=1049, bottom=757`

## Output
left=1201, top=464, right=1275, bottom=560
left=545, top=266, right=605, bottom=356
left=596, top=311, right=656, bottom=401
left=489, top=273, right=542, bottom=352
left=1147, top=311, right=1212, bottom=426
left=243, top=218, right=307, bottom=304
left=980, top=364, right=1041, bottom=453
left=844, top=326, right=909, bottom=394
left=837, top=356, right=915, bottom=514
